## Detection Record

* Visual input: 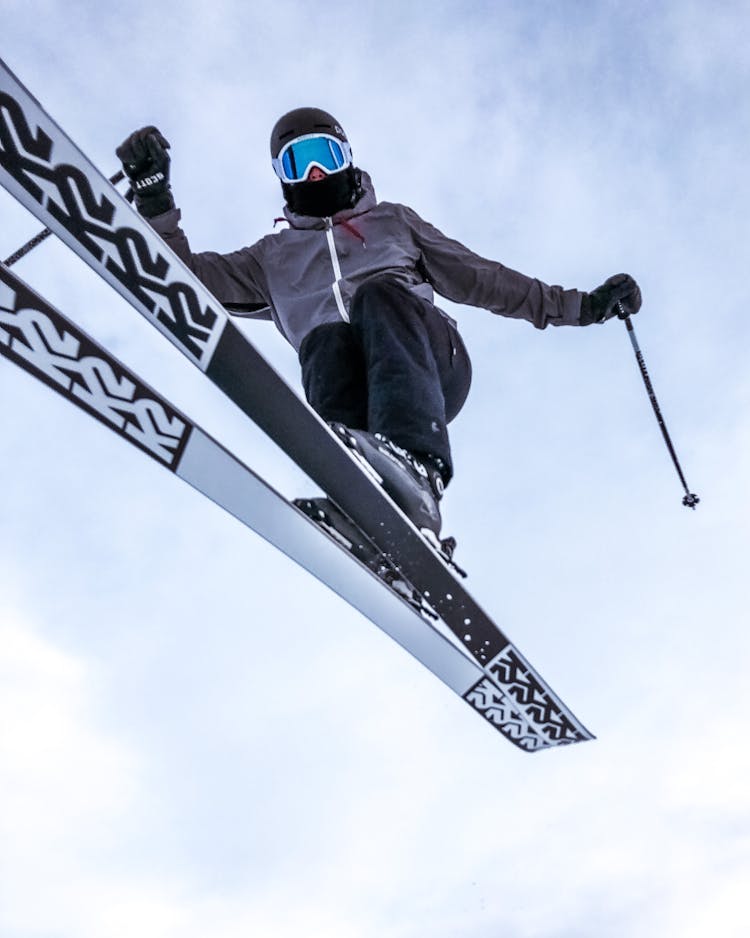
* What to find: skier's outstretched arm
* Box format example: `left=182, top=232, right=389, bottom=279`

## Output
left=116, top=127, right=272, bottom=319
left=403, top=206, right=641, bottom=328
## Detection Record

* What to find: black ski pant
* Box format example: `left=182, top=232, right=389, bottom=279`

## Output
left=298, top=276, right=472, bottom=480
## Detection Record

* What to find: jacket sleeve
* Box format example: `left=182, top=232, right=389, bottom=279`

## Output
left=403, top=206, right=584, bottom=329
left=149, top=208, right=273, bottom=320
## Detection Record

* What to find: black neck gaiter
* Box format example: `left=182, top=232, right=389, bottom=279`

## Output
left=283, top=167, right=360, bottom=218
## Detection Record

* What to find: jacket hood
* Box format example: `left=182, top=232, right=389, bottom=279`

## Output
left=282, top=170, right=377, bottom=229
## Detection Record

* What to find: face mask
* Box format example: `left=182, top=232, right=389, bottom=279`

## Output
left=283, top=167, right=359, bottom=217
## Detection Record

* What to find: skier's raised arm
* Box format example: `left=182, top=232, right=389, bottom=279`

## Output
left=116, top=126, right=272, bottom=319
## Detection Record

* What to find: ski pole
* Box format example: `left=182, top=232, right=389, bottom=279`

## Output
left=617, top=302, right=699, bottom=509
left=3, top=169, right=126, bottom=268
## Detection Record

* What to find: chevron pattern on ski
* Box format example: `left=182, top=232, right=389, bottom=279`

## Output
left=463, top=645, right=590, bottom=750
left=464, top=677, right=586, bottom=750
left=464, top=680, right=546, bottom=750
left=0, top=266, right=190, bottom=465
left=0, top=87, right=224, bottom=366
left=485, top=646, right=585, bottom=740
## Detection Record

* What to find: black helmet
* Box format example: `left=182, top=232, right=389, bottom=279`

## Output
left=270, top=107, right=349, bottom=159
left=270, top=106, right=361, bottom=218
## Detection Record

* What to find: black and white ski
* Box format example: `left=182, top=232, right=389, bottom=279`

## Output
left=0, top=59, right=594, bottom=750
left=1, top=261, right=573, bottom=749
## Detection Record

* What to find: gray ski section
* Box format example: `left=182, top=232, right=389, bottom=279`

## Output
left=180, top=428, right=478, bottom=689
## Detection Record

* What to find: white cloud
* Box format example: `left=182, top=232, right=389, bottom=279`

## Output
left=0, top=612, right=140, bottom=934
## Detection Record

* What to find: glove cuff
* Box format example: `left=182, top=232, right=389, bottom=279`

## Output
left=579, top=293, right=599, bottom=326
left=134, top=187, right=176, bottom=218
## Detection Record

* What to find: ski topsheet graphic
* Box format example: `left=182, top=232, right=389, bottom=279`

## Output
left=0, top=58, right=594, bottom=750
left=0, top=87, right=225, bottom=368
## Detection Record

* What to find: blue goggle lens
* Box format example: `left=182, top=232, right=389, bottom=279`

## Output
left=279, top=135, right=349, bottom=182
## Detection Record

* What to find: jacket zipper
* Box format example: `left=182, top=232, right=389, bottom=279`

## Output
left=324, top=218, right=349, bottom=322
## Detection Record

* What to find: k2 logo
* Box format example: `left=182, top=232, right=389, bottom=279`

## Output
left=0, top=84, right=223, bottom=365
left=0, top=272, right=191, bottom=467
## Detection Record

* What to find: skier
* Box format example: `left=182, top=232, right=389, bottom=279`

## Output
left=116, top=109, right=641, bottom=536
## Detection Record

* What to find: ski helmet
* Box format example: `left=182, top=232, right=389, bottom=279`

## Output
left=270, top=107, right=361, bottom=217
left=270, top=107, right=349, bottom=161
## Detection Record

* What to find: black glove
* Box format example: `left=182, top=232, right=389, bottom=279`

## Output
left=116, top=126, right=174, bottom=217
left=580, top=273, right=642, bottom=325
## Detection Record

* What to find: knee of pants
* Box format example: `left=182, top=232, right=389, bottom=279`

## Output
left=349, top=276, right=414, bottom=323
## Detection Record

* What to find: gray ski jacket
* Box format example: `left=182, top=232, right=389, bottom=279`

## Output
left=151, top=172, right=585, bottom=352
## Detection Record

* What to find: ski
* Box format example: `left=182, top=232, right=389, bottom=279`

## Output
left=1, top=261, right=575, bottom=750
left=0, top=59, right=594, bottom=749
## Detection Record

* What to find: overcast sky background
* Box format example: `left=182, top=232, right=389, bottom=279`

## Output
left=1, top=2, right=749, bottom=936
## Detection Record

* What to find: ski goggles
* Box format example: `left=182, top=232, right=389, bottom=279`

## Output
left=272, top=133, right=353, bottom=183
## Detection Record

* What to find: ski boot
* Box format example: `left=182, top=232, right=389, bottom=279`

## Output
left=329, top=423, right=443, bottom=536
left=329, top=423, right=466, bottom=577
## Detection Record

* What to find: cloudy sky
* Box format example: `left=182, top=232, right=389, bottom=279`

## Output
left=2, top=1, right=749, bottom=936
